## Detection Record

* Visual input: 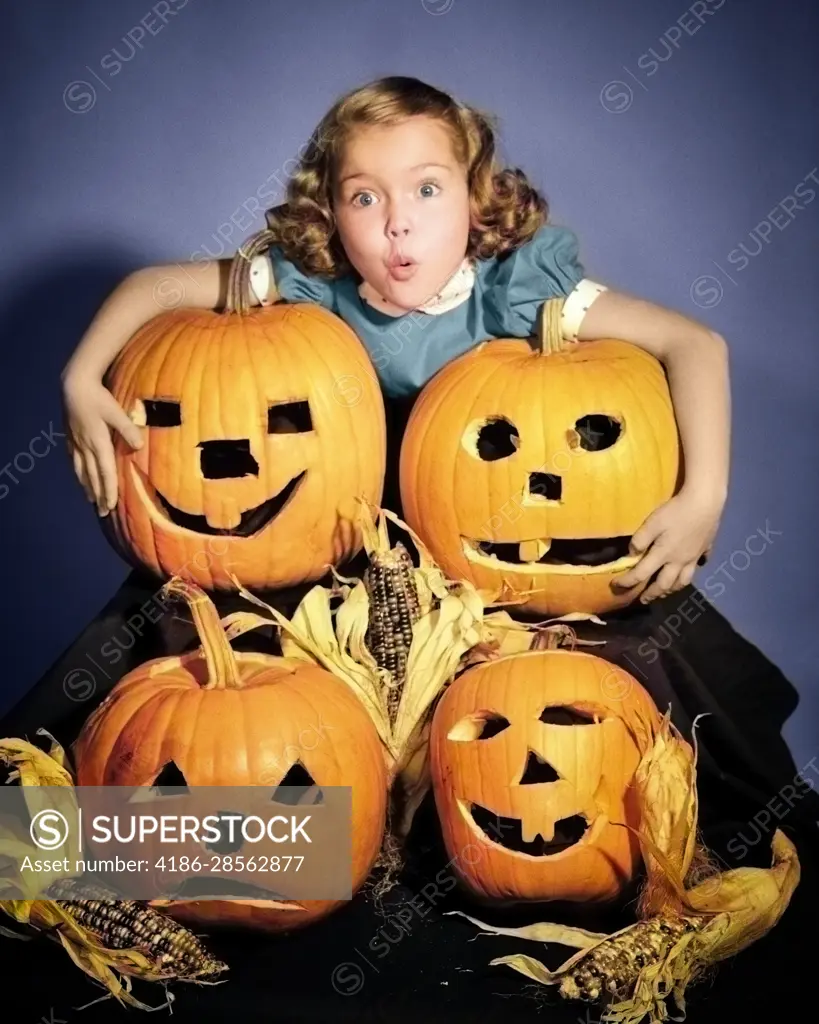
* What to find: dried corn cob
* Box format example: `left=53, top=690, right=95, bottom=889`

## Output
left=555, top=914, right=705, bottom=1003
left=45, top=879, right=225, bottom=979
left=363, top=540, right=422, bottom=723
left=0, top=733, right=227, bottom=1008
left=453, top=715, right=801, bottom=1024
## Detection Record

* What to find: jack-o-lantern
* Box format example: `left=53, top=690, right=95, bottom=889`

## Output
left=399, top=298, right=681, bottom=615
left=73, top=579, right=388, bottom=933
left=429, top=646, right=661, bottom=905
left=104, top=245, right=386, bottom=591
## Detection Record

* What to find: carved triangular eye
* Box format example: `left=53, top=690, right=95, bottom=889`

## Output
left=151, top=760, right=189, bottom=793
left=518, top=750, right=560, bottom=785
left=271, top=762, right=324, bottom=805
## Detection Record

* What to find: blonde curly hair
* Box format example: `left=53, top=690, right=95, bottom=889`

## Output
left=262, top=75, right=550, bottom=279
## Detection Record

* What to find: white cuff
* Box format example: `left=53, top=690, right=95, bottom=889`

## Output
left=560, top=278, right=608, bottom=341
left=249, top=253, right=273, bottom=306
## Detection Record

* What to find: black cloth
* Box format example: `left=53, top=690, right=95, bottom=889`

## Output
left=2, top=564, right=817, bottom=1023
left=2, top=388, right=817, bottom=1022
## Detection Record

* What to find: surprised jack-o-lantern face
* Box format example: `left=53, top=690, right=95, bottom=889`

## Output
left=400, top=336, right=681, bottom=615
left=105, top=304, right=386, bottom=591
left=430, top=649, right=661, bottom=905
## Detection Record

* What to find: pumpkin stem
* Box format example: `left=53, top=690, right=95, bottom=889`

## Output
left=225, top=228, right=281, bottom=316
left=161, top=577, right=244, bottom=689
left=535, top=297, right=568, bottom=356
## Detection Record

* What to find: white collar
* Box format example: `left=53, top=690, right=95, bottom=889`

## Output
left=358, top=257, right=476, bottom=317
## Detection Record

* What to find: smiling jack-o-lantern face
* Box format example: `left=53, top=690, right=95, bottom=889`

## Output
left=430, top=649, right=661, bottom=905
left=73, top=580, right=388, bottom=932
left=400, top=308, right=681, bottom=615
left=104, top=303, right=386, bottom=591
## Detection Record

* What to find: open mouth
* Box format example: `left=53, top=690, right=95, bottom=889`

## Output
left=132, top=466, right=307, bottom=538
left=462, top=535, right=634, bottom=573
left=469, top=802, right=589, bottom=856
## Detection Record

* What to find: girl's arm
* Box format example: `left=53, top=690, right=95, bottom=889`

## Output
left=62, top=257, right=277, bottom=385
left=575, top=289, right=731, bottom=600
left=576, top=289, right=730, bottom=503
left=62, top=256, right=279, bottom=514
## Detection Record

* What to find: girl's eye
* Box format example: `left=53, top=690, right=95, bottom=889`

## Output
left=351, top=181, right=441, bottom=207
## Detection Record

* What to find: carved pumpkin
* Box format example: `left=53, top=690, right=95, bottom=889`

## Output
left=429, top=646, right=661, bottom=904
left=104, top=247, right=386, bottom=590
left=73, top=579, right=388, bottom=933
left=399, top=299, right=681, bottom=615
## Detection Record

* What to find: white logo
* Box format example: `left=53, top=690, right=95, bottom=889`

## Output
left=30, top=809, right=70, bottom=851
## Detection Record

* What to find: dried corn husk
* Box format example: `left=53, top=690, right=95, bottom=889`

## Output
left=450, top=713, right=802, bottom=1024
left=0, top=732, right=81, bottom=900
left=0, top=731, right=226, bottom=1010
left=221, top=504, right=607, bottom=820
left=223, top=503, right=486, bottom=780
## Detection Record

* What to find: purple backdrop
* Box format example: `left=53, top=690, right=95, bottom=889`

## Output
left=2, top=0, right=817, bottom=769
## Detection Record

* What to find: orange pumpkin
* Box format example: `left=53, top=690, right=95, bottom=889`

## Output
left=104, top=247, right=386, bottom=590
left=429, top=646, right=661, bottom=905
left=399, top=298, right=681, bottom=615
left=73, top=579, right=388, bottom=933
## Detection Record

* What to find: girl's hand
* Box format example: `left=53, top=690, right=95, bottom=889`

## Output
left=612, top=488, right=724, bottom=604
left=63, top=374, right=143, bottom=516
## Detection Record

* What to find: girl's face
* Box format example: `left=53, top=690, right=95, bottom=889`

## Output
left=333, top=116, right=471, bottom=313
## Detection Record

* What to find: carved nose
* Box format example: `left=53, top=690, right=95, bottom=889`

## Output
left=199, top=439, right=259, bottom=480
left=528, top=471, right=562, bottom=501
left=518, top=750, right=560, bottom=785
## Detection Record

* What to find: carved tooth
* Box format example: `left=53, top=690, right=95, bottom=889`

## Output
left=519, top=538, right=550, bottom=562
left=520, top=818, right=538, bottom=844
left=521, top=818, right=551, bottom=845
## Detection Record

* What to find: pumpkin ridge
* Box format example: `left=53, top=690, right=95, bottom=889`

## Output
left=432, top=350, right=501, bottom=565
left=133, top=687, right=191, bottom=787
left=104, top=688, right=182, bottom=786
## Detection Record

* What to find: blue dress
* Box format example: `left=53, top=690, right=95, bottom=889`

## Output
left=265, top=224, right=585, bottom=398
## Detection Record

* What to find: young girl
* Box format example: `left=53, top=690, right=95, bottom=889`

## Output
left=62, top=75, right=729, bottom=606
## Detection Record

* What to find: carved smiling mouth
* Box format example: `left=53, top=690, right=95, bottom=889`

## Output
left=133, top=467, right=307, bottom=538
left=462, top=536, right=634, bottom=572
left=470, top=802, right=589, bottom=856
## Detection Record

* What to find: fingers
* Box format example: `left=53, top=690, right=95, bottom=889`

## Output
left=614, top=540, right=670, bottom=592
left=640, top=563, right=683, bottom=604
left=94, top=429, right=119, bottom=514
left=638, top=560, right=700, bottom=605
left=102, top=391, right=143, bottom=450
left=70, top=437, right=117, bottom=515
left=626, top=512, right=663, bottom=560
left=72, top=447, right=95, bottom=504
left=84, top=454, right=105, bottom=515
left=677, top=563, right=697, bottom=590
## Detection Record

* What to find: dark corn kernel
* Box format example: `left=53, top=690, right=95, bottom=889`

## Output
left=46, top=879, right=226, bottom=979
left=364, top=542, right=422, bottom=724
left=560, top=914, right=705, bottom=1004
